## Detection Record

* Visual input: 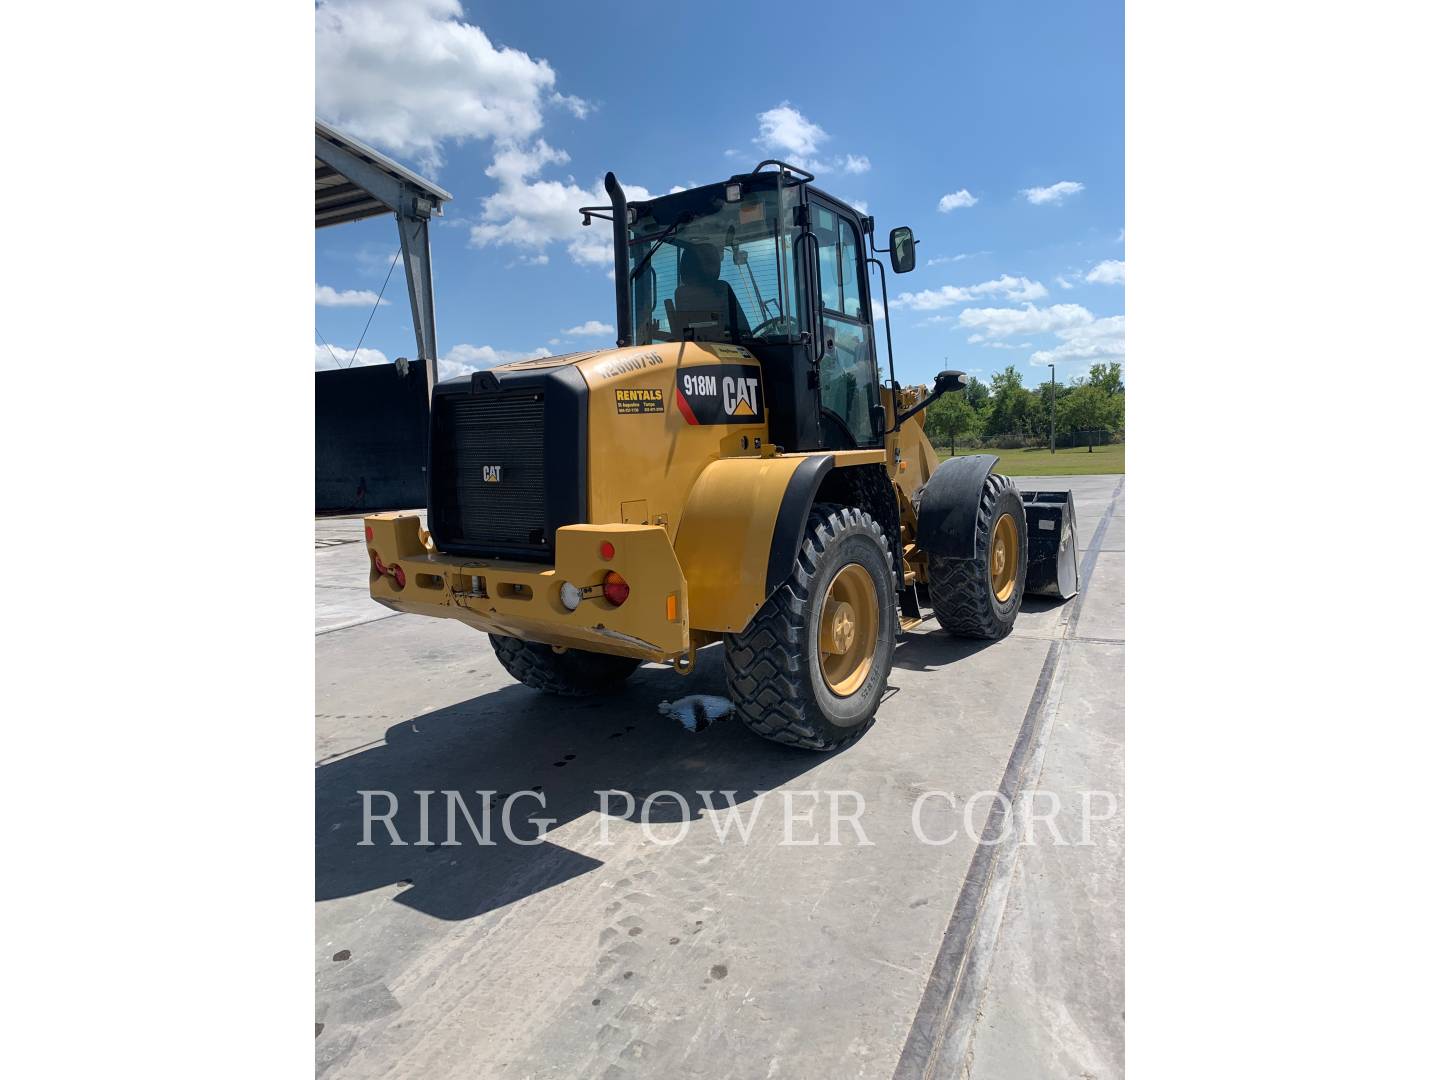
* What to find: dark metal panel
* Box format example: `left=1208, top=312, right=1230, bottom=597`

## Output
left=315, top=362, right=429, bottom=512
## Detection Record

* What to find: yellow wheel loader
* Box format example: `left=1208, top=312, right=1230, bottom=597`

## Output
left=364, top=161, right=1078, bottom=751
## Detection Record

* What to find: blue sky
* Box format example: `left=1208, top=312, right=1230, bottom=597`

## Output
left=315, top=0, right=1123, bottom=388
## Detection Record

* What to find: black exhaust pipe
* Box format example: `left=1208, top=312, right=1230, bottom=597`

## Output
left=604, top=172, right=631, bottom=348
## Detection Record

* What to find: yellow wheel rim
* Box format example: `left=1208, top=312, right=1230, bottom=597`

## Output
left=818, top=563, right=879, bottom=697
left=990, top=512, right=1020, bottom=603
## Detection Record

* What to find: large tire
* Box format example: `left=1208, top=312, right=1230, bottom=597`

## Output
left=928, top=472, right=1028, bottom=639
left=489, top=635, right=640, bottom=696
left=724, top=504, right=898, bottom=751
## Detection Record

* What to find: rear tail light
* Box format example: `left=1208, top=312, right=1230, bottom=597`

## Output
left=364, top=525, right=374, bottom=541
left=602, top=571, right=629, bottom=606
left=371, top=550, right=405, bottom=588
left=599, top=540, right=615, bottom=560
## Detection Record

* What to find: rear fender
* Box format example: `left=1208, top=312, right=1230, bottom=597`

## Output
left=673, top=455, right=832, bottom=633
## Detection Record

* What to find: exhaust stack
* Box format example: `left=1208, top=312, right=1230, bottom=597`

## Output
left=604, top=172, right=631, bottom=348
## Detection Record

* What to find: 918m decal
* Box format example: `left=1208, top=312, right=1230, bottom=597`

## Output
left=675, top=364, right=765, bottom=425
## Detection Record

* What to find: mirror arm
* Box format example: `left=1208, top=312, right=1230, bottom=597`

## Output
left=895, top=389, right=945, bottom=429
left=896, top=376, right=964, bottom=429
left=866, top=255, right=899, bottom=427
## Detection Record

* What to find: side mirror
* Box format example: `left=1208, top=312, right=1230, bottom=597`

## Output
left=932, top=370, right=965, bottom=395
left=889, top=226, right=917, bottom=274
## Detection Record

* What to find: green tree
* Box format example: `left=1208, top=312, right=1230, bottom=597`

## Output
left=1088, top=361, right=1124, bottom=396
left=984, top=365, right=1032, bottom=437
left=1056, top=384, right=1121, bottom=451
left=924, top=391, right=978, bottom=455
left=964, top=374, right=992, bottom=412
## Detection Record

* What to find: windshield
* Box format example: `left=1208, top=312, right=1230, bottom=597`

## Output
left=628, top=186, right=799, bottom=346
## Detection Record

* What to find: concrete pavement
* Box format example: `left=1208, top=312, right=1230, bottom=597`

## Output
left=314, top=474, right=1125, bottom=1078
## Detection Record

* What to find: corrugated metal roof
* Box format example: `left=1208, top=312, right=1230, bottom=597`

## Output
left=315, top=119, right=452, bottom=229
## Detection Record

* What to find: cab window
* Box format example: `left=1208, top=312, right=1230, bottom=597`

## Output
left=813, top=204, right=879, bottom=446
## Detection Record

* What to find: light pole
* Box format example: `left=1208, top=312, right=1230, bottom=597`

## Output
left=1049, top=363, right=1056, bottom=454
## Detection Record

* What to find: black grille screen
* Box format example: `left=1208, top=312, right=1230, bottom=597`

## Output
left=432, top=392, right=547, bottom=551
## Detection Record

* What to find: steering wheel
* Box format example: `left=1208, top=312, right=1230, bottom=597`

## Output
left=751, top=315, right=802, bottom=339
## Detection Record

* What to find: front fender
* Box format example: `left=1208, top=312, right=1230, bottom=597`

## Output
left=915, top=453, right=999, bottom=559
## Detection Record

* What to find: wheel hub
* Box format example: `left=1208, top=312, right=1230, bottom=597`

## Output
left=821, top=600, right=857, bottom=655
left=818, top=564, right=880, bottom=697
left=990, top=512, right=1020, bottom=603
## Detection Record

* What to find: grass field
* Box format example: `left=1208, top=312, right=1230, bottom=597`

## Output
left=935, top=442, right=1125, bottom=476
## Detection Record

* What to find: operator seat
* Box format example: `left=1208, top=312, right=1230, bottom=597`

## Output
left=671, top=243, right=751, bottom=340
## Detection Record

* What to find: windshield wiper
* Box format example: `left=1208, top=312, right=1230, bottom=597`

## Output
left=630, top=212, right=693, bottom=281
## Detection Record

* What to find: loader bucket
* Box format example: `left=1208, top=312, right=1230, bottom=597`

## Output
left=1021, top=490, right=1079, bottom=600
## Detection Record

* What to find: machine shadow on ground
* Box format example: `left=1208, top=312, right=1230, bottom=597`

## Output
left=316, top=648, right=842, bottom=921
left=892, top=626, right=1004, bottom=671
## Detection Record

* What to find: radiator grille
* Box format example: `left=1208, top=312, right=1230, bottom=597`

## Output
left=432, top=392, right=548, bottom=551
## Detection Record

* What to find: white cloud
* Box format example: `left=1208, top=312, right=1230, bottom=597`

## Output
left=752, top=102, right=867, bottom=175
left=315, top=284, right=388, bottom=307
left=316, top=0, right=585, bottom=173
left=927, top=252, right=985, bottom=267
left=438, top=343, right=553, bottom=382
left=315, top=344, right=387, bottom=370
left=756, top=102, right=828, bottom=159
left=894, top=275, right=1048, bottom=311
left=938, top=189, right=978, bottom=212
left=1054, top=273, right=1078, bottom=290
left=1022, top=180, right=1085, bottom=205
left=1028, top=315, right=1125, bottom=366
left=468, top=139, right=658, bottom=267
left=847, top=199, right=869, bottom=215
left=550, top=92, right=592, bottom=119
left=563, top=320, right=615, bottom=336
left=1086, top=259, right=1125, bottom=284
left=956, top=303, right=1095, bottom=340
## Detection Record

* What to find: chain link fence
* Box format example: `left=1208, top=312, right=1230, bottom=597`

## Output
left=932, top=429, right=1122, bottom=453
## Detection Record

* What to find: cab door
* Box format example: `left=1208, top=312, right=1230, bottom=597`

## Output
left=808, top=197, right=883, bottom=449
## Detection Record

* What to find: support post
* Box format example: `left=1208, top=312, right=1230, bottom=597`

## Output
left=397, top=210, right=437, bottom=396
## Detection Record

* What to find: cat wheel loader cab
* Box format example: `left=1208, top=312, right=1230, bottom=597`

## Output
left=364, top=160, right=1078, bottom=751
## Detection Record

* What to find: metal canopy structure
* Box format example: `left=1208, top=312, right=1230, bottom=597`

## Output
left=315, top=119, right=453, bottom=390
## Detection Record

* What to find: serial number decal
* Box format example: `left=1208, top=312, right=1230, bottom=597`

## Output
left=615, top=387, right=665, bottom=414
left=709, top=343, right=753, bottom=360
left=675, top=364, right=765, bottom=425
left=591, top=351, right=664, bottom=381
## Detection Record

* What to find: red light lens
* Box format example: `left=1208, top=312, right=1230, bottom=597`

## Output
left=372, top=551, right=386, bottom=575
left=602, top=570, right=629, bottom=606
left=364, top=525, right=374, bottom=541
left=599, top=541, right=615, bottom=560
left=392, top=564, right=406, bottom=589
